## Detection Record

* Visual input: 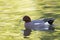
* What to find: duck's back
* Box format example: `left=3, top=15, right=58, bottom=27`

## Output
left=25, top=20, right=49, bottom=31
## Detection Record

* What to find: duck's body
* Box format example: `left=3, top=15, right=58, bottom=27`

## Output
left=25, top=19, right=50, bottom=31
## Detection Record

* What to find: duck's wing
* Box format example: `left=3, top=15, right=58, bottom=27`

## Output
left=31, top=19, right=44, bottom=23
left=25, top=21, right=49, bottom=31
left=43, top=18, right=55, bottom=22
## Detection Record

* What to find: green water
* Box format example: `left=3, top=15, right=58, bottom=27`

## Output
left=0, top=0, right=60, bottom=40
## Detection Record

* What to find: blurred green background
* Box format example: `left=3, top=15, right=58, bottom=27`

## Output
left=0, top=0, right=60, bottom=40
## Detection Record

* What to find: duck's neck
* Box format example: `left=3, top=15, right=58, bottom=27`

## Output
left=25, top=20, right=31, bottom=23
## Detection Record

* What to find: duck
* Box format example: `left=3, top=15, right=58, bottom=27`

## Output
left=23, top=15, right=55, bottom=38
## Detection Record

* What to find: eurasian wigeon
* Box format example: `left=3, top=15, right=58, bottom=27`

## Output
left=23, top=15, right=55, bottom=38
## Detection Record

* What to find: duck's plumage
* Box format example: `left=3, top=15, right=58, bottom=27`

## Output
left=25, top=19, right=50, bottom=31
left=23, top=16, right=55, bottom=38
left=23, top=16, right=55, bottom=31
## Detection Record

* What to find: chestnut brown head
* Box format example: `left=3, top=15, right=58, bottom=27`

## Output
left=23, top=16, right=31, bottom=23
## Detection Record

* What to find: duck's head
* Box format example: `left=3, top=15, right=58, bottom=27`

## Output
left=23, top=16, right=31, bottom=23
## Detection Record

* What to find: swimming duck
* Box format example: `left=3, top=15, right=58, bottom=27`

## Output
left=23, top=15, right=55, bottom=38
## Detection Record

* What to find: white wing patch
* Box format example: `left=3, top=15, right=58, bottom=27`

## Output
left=44, top=22, right=50, bottom=25
left=34, top=23, right=41, bottom=25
